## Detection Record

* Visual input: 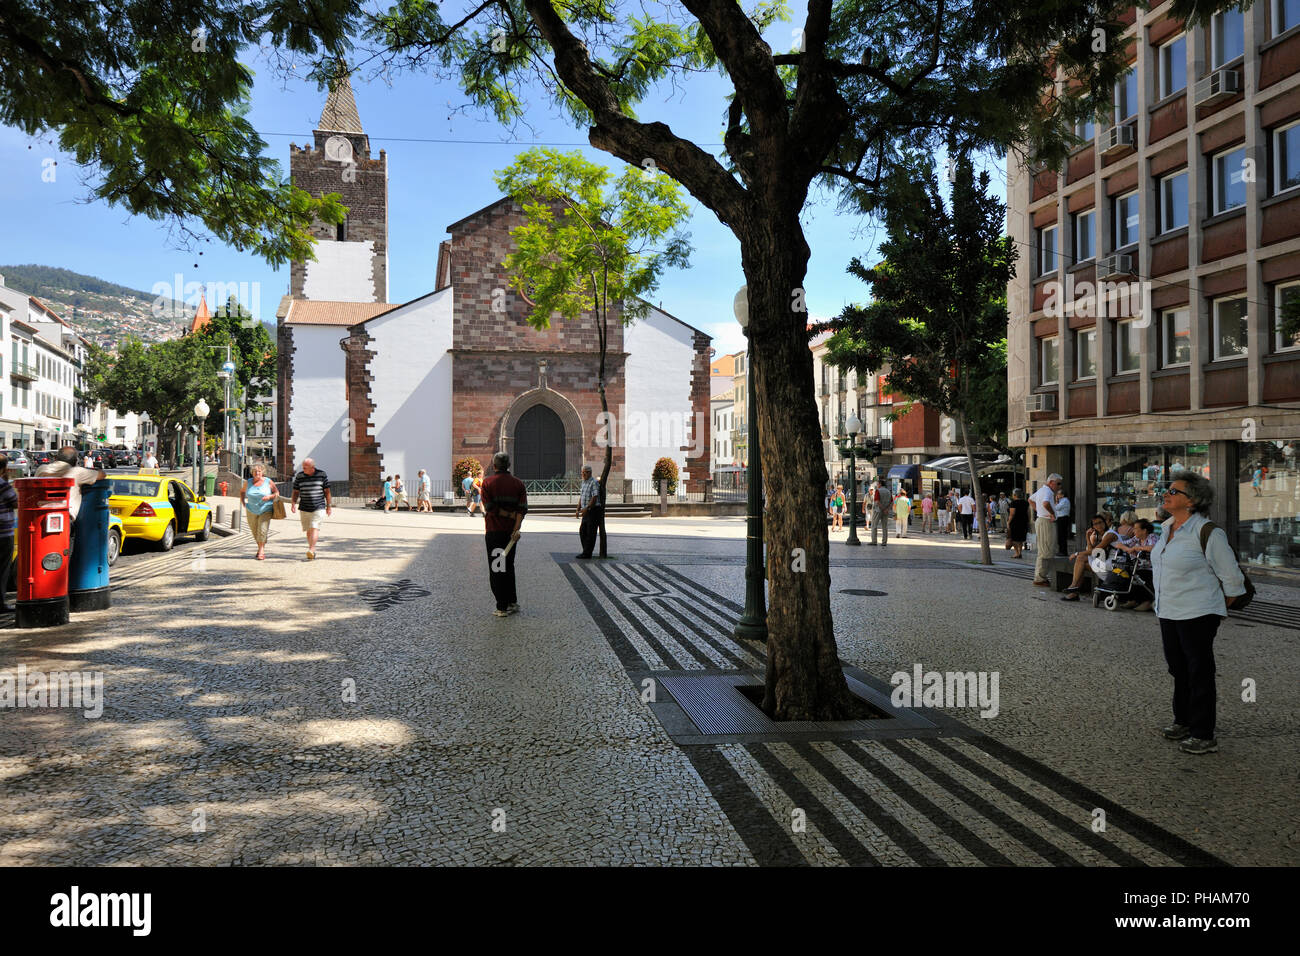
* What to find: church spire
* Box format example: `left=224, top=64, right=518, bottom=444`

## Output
left=318, top=62, right=364, bottom=134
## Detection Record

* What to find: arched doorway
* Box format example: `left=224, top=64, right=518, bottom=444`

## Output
left=513, top=404, right=566, bottom=480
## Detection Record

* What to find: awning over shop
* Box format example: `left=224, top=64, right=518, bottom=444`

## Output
left=921, top=455, right=1014, bottom=476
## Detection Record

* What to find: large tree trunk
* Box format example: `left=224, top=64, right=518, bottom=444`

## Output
left=741, top=216, right=860, bottom=721
left=959, top=414, right=993, bottom=565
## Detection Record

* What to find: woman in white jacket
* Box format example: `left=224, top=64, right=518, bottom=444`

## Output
left=1149, top=472, right=1247, bottom=756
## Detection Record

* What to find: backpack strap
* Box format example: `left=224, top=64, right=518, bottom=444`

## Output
left=1198, top=521, right=1216, bottom=555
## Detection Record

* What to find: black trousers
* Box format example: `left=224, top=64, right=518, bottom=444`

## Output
left=1159, top=614, right=1221, bottom=739
left=484, top=531, right=518, bottom=611
left=1057, top=518, right=1071, bottom=555
left=579, top=506, right=602, bottom=557
left=959, top=514, right=973, bottom=539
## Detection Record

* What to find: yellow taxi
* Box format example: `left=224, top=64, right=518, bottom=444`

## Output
left=107, top=473, right=213, bottom=551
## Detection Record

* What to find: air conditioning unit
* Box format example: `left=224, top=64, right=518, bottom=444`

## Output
left=1194, top=69, right=1240, bottom=106
left=1100, top=123, right=1135, bottom=157
left=1097, top=254, right=1136, bottom=278
left=1025, top=392, right=1058, bottom=412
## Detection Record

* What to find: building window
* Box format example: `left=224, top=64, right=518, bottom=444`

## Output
left=1115, top=319, right=1142, bottom=372
left=1114, top=191, right=1140, bottom=248
left=1040, top=336, right=1060, bottom=386
left=1275, top=282, right=1300, bottom=352
left=1159, top=169, right=1189, bottom=231
left=1211, top=7, right=1245, bottom=67
left=1162, top=308, right=1192, bottom=367
left=1212, top=296, right=1249, bottom=360
left=1279, top=0, right=1300, bottom=34
left=1037, top=224, right=1058, bottom=276
left=1238, top=438, right=1300, bottom=569
left=1114, top=67, right=1138, bottom=123
left=1159, top=34, right=1187, bottom=98
left=1211, top=146, right=1248, bottom=214
left=1074, top=116, right=1095, bottom=143
left=1072, top=209, right=1095, bottom=263
left=336, top=218, right=348, bottom=241
left=1274, top=121, right=1300, bottom=195
left=1076, top=328, right=1097, bottom=379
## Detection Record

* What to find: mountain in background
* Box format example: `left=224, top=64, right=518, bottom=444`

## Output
left=0, top=263, right=206, bottom=348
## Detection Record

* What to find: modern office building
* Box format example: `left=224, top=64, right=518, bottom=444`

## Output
left=1007, top=1, right=1300, bottom=574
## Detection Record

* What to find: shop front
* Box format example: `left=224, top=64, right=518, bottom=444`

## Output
left=1237, top=440, right=1300, bottom=571
left=1093, top=443, right=1212, bottom=524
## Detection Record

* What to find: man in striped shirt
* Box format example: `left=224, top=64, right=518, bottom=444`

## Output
left=291, top=458, right=332, bottom=560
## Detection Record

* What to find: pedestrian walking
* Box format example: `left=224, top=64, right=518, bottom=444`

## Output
left=481, top=452, right=527, bottom=617
left=921, top=492, right=934, bottom=534
left=936, top=496, right=949, bottom=535
left=957, top=489, right=976, bottom=540
left=290, top=458, right=332, bottom=560
left=1005, top=488, right=1029, bottom=558
left=893, top=487, right=910, bottom=537
left=382, top=476, right=394, bottom=513
left=145, top=452, right=158, bottom=469
left=462, top=472, right=483, bottom=516
left=0, top=455, right=17, bottom=614
left=832, top=485, right=846, bottom=532
left=393, top=475, right=410, bottom=511
left=1054, top=487, right=1073, bottom=556
left=946, top=489, right=960, bottom=533
left=1150, top=472, right=1247, bottom=755
left=987, top=497, right=998, bottom=532
left=417, top=469, right=433, bottom=512
left=869, top=477, right=889, bottom=547
left=240, top=462, right=280, bottom=560
left=575, top=465, right=602, bottom=559
left=1030, top=474, right=1063, bottom=585
left=998, top=492, right=1010, bottom=532
left=1251, top=465, right=1263, bottom=497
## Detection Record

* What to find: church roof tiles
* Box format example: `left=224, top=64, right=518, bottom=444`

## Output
left=282, top=299, right=396, bottom=326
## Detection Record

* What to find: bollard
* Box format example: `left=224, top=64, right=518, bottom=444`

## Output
left=231, top=508, right=241, bottom=532
left=68, top=480, right=111, bottom=613
left=659, top=479, right=668, bottom=516
left=216, top=504, right=227, bottom=526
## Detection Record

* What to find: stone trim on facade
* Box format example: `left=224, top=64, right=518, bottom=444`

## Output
left=685, top=330, right=712, bottom=491
left=275, top=321, right=295, bottom=474
left=342, top=323, right=382, bottom=499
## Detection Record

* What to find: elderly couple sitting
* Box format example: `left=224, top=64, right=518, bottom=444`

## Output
left=1060, top=511, right=1160, bottom=609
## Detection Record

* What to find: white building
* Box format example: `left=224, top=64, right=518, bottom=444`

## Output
left=712, top=388, right=735, bottom=469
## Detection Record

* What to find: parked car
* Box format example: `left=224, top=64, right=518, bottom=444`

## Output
left=107, top=475, right=212, bottom=551
left=0, top=450, right=33, bottom=476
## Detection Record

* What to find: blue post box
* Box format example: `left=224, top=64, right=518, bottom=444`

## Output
left=69, top=479, right=111, bottom=612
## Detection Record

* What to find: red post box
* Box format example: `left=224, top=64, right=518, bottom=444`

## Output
left=15, top=476, right=75, bottom=628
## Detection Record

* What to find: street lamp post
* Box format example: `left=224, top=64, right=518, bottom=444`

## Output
left=842, top=412, right=863, bottom=546
left=195, top=399, right=209, bottom=495
left=732, top=286, right=767, bottom=642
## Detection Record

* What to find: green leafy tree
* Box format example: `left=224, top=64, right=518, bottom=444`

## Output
left=13, top=0, right=1243, bottom=718
left=496, top=148, right=691, bottom=556
left=0, top=1, right=347, bottom=264
left=196, top=295, right=277, bottom=444
left=820, top=155, right=1015, bottom=565
left=84, top=335, right=221, bottom=466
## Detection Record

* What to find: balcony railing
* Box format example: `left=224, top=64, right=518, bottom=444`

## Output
left=9, top=362, right=37, bottom=381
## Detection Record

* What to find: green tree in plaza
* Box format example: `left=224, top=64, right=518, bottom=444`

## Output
left=495, top=148, right=692, bottom=558
left=818, top=155, right=1016, bottom=566
left=83, top=335, right=220, bottom=467
left=9, top=0, right=1245, bottom=718
left=194, top=295, right=277, bottom=447
left=0, top=0, right=346, bottom=265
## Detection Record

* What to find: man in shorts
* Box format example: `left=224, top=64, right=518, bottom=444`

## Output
left=462, top=472, right=483, bottom=516
left=290, top=457, right=332, bottom=560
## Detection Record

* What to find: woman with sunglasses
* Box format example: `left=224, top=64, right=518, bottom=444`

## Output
left=1149, top=472, right=1246, bottom=755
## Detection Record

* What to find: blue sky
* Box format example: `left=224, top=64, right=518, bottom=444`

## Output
left=0, top=9, right=1006, bottom=360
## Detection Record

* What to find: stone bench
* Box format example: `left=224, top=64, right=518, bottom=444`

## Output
left=1041, top=554, right=1103, bottom=592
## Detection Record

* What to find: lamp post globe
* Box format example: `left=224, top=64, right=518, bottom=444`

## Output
left=732, top=285, right=767, bottom=642
left=194, top=399, right=209, bottom=495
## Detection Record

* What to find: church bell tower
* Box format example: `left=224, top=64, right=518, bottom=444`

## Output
left=289, top=65, right=389, bottom=303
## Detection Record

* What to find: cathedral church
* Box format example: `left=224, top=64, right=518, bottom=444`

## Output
left=275, top=73, right=712, bottom=498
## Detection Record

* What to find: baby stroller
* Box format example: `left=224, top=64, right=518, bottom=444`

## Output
left=1092, top=550, right=1154, bottom=610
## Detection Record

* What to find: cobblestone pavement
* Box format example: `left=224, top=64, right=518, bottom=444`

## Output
left=0, top=508, right=1295, bottom=865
